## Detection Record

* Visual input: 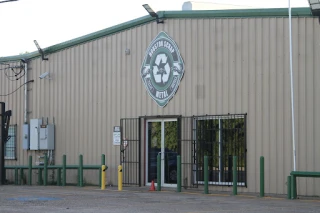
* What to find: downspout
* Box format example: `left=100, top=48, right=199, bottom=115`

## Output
left=288, top=0, right=296, bottom=172
left=23, top=60, right=28, bottom=123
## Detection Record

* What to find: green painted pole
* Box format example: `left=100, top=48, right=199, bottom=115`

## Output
left=57, top=168, right=61, bottom=186
left=260, top=156, right=264, bottom=197
left=62, top=155, right=66, bottom=186
left=291, top=175, right=297, bottom=199
left=232, top=156, right=237, bottom=195
left=79, top=154, right=83, bottom=187
left=100, top=154, right=105, bottom=187
left=204, top=156, right=209, bottom=194
left=38, top=168, right=42, bottom=185
left=44, top=154, right=48, bottom=186
left=177, top=155, right=181, bottom=192
left=287, top=176, right=291, bottom=199
left=28, top=156, right=32, bottom=185
left=157, top=153, right=161, bottom=191
left=20, top=168, right=23, bottom=185
left=14, top=168, right=18, bottom=185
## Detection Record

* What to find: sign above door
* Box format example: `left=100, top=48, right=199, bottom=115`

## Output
left=140, top=32, right=185, bottom=107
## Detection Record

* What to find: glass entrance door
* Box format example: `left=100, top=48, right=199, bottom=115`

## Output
left=146, top=119, right=178, bottom=187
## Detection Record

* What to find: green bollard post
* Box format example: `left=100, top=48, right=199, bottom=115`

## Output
left=287, top=176, right=291, bottom=199
left=14, top=168, right=18, bottom=185
left=260, top=156, right=264, bottom=197
left=291, top=175, right=297, bottom=199
left=57, top=168, right=61, bottom=186
left=233, top=156, right=237, bottom=195
left=204, top=156, right=209, bottom=194
left=38, top=168, right=42, bottom=185
left=79, top=155, right=83, bottom=187
left=28, top=156, right=32, bottom=185
left=44, top=154, right=48, bottom=186
left=20, top=168, right=24, bottom=185
left=157, top=153, right=161, bottom=191
left=177, top=155, right=181, bottom=192
left=62, top=155, right=66, bottom=186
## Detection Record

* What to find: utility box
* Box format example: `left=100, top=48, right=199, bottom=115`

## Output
left=30, top=119, right=42, bottom=150
left=39, top=124, right=54, bottom=150
left=22, top=124, right=29, bottom=150
left=29, top=119, right=55, bottom=150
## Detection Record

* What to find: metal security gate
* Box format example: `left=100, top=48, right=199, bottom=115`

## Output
left=120, top=114, right=246, bottom=188
left=120, top=118, right=141, bottom=186
left=179, top=114, right=247, bottom=189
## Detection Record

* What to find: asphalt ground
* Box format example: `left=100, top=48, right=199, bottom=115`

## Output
left=0, top=185, right=319, bottom=213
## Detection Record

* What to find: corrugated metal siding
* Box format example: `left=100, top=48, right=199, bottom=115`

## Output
left=1, top=17, right=319, bottom=195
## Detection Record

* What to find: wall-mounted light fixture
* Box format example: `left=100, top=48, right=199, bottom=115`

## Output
left=34, top=40, right=48, bottom=61
left=308, top=0, right=320, bottom=16
left=142, top=4, right=164, bottom=24
left=39, top=71, right=51, bottom=80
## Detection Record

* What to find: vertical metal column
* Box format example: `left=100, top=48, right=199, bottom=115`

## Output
left=233, top=156, right=238, bottom=195
left=62, top=155, right=66, bottom=186
left=79, top=154, right=83, bottom=187
left=0, top=102, right=5, bottom=185
left=157, top=153, right=161, bottom=191
left=204, top=156, right=209, bottom=194
left=177, top=155, right=181, bottom=192
left=28, top=156, right=32, bottom=185
left=260, top=156, right=265, bottom=197
left=287, top=176, right=291, bottom=199
left=44, top=154, right=48, bottom=186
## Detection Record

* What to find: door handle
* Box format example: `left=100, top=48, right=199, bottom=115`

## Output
left=158, top=152, right=165, bottom=160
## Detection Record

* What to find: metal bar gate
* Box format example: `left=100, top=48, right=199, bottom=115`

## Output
left=120, top=118, right=141, bottom=186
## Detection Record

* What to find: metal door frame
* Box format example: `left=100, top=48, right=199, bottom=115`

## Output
left=145, top=118, right=178, bottom=188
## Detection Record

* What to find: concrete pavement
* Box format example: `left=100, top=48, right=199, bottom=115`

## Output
left=0, top=185, right=319, bottom=213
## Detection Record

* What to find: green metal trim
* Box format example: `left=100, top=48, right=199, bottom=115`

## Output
left=290, top=171, right=320, bottom=177
left=162, top=7, right=312, bottom=18
left=0, top=8, right=313, bottom=63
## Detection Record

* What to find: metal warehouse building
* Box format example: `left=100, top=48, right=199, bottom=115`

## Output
left=0, top=7, right=319, bottom=196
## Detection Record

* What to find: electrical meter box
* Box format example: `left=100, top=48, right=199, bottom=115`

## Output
left=29, top=119, right=55, bottom=150
left=39, top=124, right=54, bottom=150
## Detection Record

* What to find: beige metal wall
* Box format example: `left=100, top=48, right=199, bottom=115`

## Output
left=1, top=17, right=319, bottom=195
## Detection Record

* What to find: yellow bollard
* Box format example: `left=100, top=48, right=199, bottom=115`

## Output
left=118, top=165, right=122, bottom=191
left=101, top=165, right=106, bottom=190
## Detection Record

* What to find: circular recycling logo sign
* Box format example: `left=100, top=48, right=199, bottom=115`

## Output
left=141, top=32, right=185, bottom=107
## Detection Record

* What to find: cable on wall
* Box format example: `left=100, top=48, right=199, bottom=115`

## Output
left=0, top=80, right=34, bottom=96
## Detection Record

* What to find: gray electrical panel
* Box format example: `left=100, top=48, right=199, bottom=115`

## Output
left=30, top=119, right=42, bottom=150
left=39, top=124, right=54, bottom=150
left=29, top=119, right=55, bottom=150
left=22, top=124, right=29, bottom=150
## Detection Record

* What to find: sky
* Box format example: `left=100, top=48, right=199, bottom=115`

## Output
left=0, top=0, right=310, bottom=57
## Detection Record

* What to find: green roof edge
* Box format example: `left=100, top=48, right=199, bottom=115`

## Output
left=0, top=7, right=313, bottom=63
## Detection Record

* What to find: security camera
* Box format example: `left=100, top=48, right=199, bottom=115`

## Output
left=39, top=71, right=50, bottom=79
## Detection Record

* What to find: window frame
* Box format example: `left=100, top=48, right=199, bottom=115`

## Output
left=193, top=114, right=246, bottom=186
left=5, top=124, right=17, bottom=160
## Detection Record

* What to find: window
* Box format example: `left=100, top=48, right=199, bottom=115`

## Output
left=194, top=114, right=246, bottom=186
left=5, top=125, right=17, bottom=160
